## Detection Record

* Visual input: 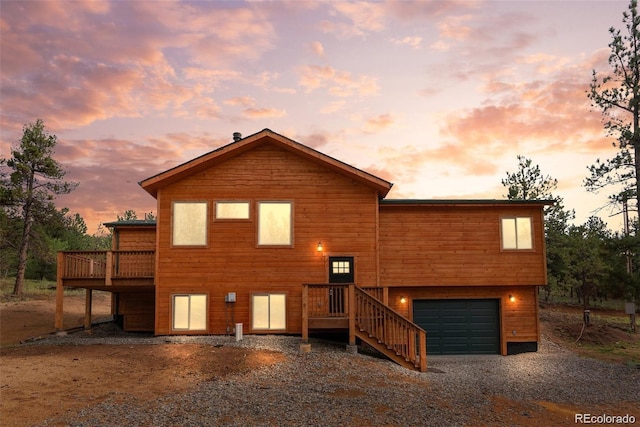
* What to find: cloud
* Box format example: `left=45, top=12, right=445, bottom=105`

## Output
left=391, top=36, right=422, bottom=49
left=0, top=1, right=277, bottom=131
left=242, top=108, right=287, bottom=119
left=436, top=14, right=474, bottom=42
left=309, top=41, right=325, bottom=57
left=363, top=114, right=395, bottom=133
left=321, top=2, right=386, bottom=38
left=225, top=96, right=256, bottom=107
left=297, top=65, right=379, bottom=96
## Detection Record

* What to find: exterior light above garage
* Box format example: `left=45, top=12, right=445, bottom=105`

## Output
left=509, top=295, right=516, bottom=303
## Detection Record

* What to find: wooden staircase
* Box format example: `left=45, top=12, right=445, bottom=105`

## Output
left=354, top=287, right=427, bottom=372
left=302, top=283, right=427, bottom=372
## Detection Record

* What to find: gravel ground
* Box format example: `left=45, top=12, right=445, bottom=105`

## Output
left=28, top=329, right=640, bottom=427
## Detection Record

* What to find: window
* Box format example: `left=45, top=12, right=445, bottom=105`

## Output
left=258, top=202, right=292, bottom=246
left=501, top=217, right=533, bottom=250
left=252, top=293, right=286, bottom=330
left=172, top=294, right=207, bottom=330
left=329, top=256, right=355, bottom=283
left=172, top=202, right=207, bottom=246
left=216, top=201, right=250, bottom=220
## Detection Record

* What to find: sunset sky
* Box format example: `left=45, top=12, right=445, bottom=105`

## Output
left=0, top=0, right=630, bottom=234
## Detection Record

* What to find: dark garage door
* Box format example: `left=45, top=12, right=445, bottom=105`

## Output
left=413, top=299, right=500, bottom=355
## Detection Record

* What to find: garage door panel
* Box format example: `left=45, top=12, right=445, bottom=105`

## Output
left=414, top=299, right=500, bottom=355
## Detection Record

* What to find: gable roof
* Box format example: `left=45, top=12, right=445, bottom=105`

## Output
left=139, top=128, right=393, bottom=198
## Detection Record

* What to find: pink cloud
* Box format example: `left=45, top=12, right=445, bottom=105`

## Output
left=391, top=36, right=423, bottom=49
left=225, top=97, right=256, bottom=107
left=242, top=108, right=287, bottom=119
left=297, top=65, right=379, bottom=96
left=0, top=1, right=277, bottom=132
left=309, top=41, right=325, bottom=57
left=363, top=114, right=395, bottom=133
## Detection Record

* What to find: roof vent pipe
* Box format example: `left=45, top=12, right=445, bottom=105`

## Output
left=233, top=132, right=242, bottom=142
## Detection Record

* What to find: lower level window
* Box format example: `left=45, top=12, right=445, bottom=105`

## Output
left=173, top=294, right=207, bottom=330
left=252, top=293, right=286, bottom=330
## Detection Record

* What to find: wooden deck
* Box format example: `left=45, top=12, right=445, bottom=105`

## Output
left=55, top=251, right=156, bottom=330
left=302, top=283, right=427, bottom=372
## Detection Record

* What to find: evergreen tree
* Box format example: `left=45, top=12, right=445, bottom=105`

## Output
left=0, top=120, right=77, bottom=295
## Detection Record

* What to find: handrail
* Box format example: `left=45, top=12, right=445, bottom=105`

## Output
left=60, top=250, right=155, bottom=281
left=301, top=283, right=426, bottom=371
left=354, top=286, right=427, bottom=371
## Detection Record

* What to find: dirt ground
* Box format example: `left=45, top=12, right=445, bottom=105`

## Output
left=1, top=294, right=638, bottom=426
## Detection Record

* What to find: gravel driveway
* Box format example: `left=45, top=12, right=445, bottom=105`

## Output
left=33, top=332, right=640, bottom=426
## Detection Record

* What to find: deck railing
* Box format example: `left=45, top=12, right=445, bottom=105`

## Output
left=59, top=250, right=155, bottom=283
left=305, top=283, right=349, bottom=318
left=302, top=283, right=426, bottom=371
left=354, top=286, right=426, bottom=371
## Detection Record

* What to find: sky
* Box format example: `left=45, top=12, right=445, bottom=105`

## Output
left=0, top=0, right=631, bottom=234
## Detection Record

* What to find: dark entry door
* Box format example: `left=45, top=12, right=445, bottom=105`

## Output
left=328, top=257, right=354, bottom=314
left=413, top=299, right=500, bottom=355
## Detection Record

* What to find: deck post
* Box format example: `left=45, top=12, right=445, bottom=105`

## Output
left=419, top=330, right=427, bottom=372
left=105, top=251, right=113, bottom=286
left=84, top=289, right=93, bottom=330
left=348, top=284, right=356, bottom=346
left=55, top=252, right=65, bottom=331
left=301, top=284, right=309, bottom=343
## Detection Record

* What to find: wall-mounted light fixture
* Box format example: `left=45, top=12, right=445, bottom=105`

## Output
left=509, top=294, right=516, bottom=303
left=317, top=241, right=323, bottom=252
left=400, top=297, right=407, bottom=304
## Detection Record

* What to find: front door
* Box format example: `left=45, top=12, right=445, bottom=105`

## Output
left=328, top=257, right=354, bottom=314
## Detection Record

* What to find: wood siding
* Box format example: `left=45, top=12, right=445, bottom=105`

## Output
left=154, top=143, right=380, bottom=335
left=118, top=291, right=155, bottom=332
left=112, top=228, right=156, bottom=251
left=379, top=204, right=547, bottom=287
left=386, top=286, right=539, bottom=355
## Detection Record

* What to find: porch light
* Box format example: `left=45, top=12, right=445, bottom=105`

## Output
left=400, top=297, right=407, bottom=304
left=509, top=294, right=516, bottom=303
left=317, top=241, right=323, bottom=252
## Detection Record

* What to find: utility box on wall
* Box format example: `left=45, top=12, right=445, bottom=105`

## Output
left=225, top=292, right=236, bottom=303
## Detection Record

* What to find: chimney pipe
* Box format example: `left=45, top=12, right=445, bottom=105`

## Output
left=233, top=132, right=242, bottom=142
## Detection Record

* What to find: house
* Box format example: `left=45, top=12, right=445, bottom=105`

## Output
left=56, top=129, right=549, bottom=371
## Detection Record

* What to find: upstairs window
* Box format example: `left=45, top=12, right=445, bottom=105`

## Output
left=172, top=201, right=208, bottom=246
left=215, top=201, right=250, bottom=220
left=501, top=217, right=533, bottom=250
left=258, top=202, right=292, bottom=246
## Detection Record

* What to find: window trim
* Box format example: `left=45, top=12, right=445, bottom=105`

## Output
left=500, top=216, right=534, bottom=251
left=171, top=200, right=209, bottom=247
left=251, top=292, right=287, bottom=332
left=171, top=293, right=208, bottom=332
left=256, top=201, right=294, bottom=247
left=215, top=200, right=251, bottom=221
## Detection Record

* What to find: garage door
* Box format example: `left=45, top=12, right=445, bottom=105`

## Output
left=413, top=299, right=500, bottom=355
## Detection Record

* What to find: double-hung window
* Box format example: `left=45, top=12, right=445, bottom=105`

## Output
left=501, top=217, right=533, bottom=250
